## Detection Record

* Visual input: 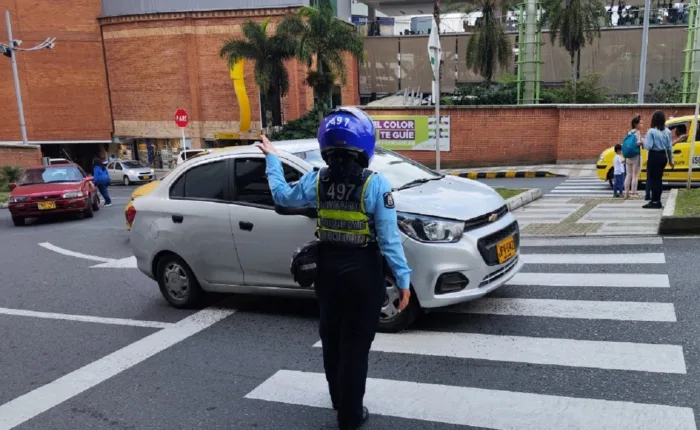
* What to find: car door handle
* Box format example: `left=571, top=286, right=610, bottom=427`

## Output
left=239, top=221, right=254, bottom=231
left=673, top=150, right=682, bottom=154
left=172, top=214, right=184, bottom=223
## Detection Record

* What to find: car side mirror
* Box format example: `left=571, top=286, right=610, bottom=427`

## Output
left=86, top=176, right=94, bottom=182
left=8, top=183, right=17, bottom=190
left=274, top=205, right=317, bottom=219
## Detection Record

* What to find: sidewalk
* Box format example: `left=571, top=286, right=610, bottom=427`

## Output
left=445, top=164, right=597, bottom=179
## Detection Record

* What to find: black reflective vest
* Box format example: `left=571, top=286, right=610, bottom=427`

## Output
left=315, top=167, right=375, bottom=246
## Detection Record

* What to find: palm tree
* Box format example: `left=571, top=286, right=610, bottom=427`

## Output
left=539, top=0, right=606, bottom=102
left=465, top=0, right=512, bottom=83
left=220, top=19, right=296, bottom=130
left=278, top=0, right=364, bottom=109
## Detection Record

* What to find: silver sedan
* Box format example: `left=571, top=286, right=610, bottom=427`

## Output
left=129, top=140, right=523, bottom=333
left=107, top=160, right=156, bottom=186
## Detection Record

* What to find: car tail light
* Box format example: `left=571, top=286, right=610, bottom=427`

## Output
left=126, top=206, right=136, bottom=225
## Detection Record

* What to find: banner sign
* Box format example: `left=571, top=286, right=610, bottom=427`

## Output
left=371, top=115, right=450, bottom=151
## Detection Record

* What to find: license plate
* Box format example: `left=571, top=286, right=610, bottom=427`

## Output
left=37, top=201, right=56, bottom=210
left=496, top=236, right=516, bottom=264
left=143, top=175, right=151, bottom=179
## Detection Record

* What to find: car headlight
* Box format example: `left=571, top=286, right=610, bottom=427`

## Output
left=598, top=153, right=605, bottom=162
left=62, top=191, right=84, bottom=198
left=397, top=212, right=464, bottom=243
left=9, top=196, right=28, bottom=203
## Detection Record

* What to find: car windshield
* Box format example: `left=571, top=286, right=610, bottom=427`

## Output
left=292, top=148, right=443, bottom=189
left=121, top=161, right=142, bottom=169
left=18, top=166, right=83, bottom=185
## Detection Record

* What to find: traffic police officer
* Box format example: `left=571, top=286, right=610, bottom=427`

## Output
left=257, top=107, right=412, bottom=429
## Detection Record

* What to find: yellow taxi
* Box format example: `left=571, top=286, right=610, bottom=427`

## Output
left=124, top=147, right=233, bottom=230
left=597, top=116, right=697, bottom=186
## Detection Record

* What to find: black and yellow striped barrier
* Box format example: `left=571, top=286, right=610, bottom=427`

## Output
left=448, top=171, right=562, bottom=179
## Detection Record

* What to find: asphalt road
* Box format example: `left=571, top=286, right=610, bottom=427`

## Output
left=1, top=183, right=700, bottom=429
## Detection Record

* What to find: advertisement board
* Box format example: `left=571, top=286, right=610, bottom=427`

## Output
left=371, top=115, right=450, bottom=151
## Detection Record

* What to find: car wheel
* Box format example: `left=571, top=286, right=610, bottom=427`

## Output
left=92, top=193, right=100, bottom=211
left=377, top=274, right=420, bottom=333
left=156, top=254, right=205, bottom=308
left=607, top=169, right=614, bottom=188
left=83, top=198, right=94, bottom=218
left=123, top=176, right=131, bottom=186
left=12, top=216, right=25, bottom=227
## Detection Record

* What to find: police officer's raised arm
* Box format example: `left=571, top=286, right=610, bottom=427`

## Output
left=367, top=174, right=412, bottom=310
left=258, top=135, right=318, bottom=208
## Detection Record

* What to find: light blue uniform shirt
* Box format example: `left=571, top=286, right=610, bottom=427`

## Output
left=644, top=128, right=674, bottom=164
left=264, top=153, right=412, bottom=290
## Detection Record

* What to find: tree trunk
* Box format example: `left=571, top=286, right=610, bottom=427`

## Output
left=570, top=53, right=577, bottom=103
left=270, top=84, right=282, bottom=128
left=576, top=49, right=581, bottom=80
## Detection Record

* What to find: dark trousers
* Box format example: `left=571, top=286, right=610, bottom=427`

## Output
left=97, top=183, right=111, bottom=205
left=613, top=173, right=625, bottom=195
left=647, top=150, right=667, bottom=203
left=315, top=244, right=385, bottom=429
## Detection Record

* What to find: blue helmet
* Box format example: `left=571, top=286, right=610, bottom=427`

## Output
left=317, top=107, right=376, bottom=167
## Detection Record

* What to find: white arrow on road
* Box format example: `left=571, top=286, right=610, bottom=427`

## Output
left=38, top=242, right=137, bottom=268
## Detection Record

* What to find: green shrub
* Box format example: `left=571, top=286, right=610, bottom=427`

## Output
left=0, top=166, right=23, bottom=189
left=269, top=106, right=331, bottom=141
left=646, top=77, right=682, bottom=103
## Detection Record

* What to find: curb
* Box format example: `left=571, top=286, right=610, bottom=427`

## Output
left=658, top=189, right=700, bottom=235
left=505, top=188, right=542, bottom=212
left=449, top=171, right=563, bottom=179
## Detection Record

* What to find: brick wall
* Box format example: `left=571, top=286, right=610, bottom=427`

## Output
left=0, top=144, right=42, bottom=168
left=363, top=105, right=695, bottom=167
left=100, top=10, right=360, bottom=146
left=0, top=0, right=113, bottom=142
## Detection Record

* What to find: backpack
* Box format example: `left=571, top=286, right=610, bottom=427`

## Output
left=622, top=132, right=640, bottom=158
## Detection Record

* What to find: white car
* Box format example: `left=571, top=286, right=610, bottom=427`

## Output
left=130, top=139, right=523, bottom=332
left=106, top=160, right=156, bottom=186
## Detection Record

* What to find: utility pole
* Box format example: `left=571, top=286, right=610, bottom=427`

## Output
left=637, top=0, right=652, bottom=103
left=2, top=10, right=55, bottom=145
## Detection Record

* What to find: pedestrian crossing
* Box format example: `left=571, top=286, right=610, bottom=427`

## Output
left=244, top=237, right=697, bottom=429
left=545, top=177, right=614, bottom=198
left=513, top=177, right=667, bottom=235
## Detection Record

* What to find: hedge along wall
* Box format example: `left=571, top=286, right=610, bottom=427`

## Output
left=362, top=104, right=695, bottom=168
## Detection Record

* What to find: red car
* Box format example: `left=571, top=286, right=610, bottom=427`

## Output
left=7, top=164, right=100, bottom=227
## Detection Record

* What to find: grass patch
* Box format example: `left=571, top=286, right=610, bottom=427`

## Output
left=675, top=189, right=700, bottom=216
left=494, top=188, right=528, bottom=200
left=0, top=192, right=9, bottom=204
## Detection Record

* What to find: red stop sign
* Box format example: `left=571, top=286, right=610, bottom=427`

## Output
left=174, top=109, right=189, bottom=128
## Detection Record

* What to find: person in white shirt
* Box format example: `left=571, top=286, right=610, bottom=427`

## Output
left=613, top=144, right=626, bottom=198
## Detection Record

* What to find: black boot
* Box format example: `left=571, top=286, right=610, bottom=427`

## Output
left=338, top=407, right=369, bottom=429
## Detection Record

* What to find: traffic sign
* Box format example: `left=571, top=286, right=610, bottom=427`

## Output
left=174, top=109, right=189, bottom=128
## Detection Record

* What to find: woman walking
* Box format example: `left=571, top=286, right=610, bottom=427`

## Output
left=623, top=115, right=644, bottom=199
left=93, top=157, right=112, bottom=207
left=643, top=111, right=674, bottom=209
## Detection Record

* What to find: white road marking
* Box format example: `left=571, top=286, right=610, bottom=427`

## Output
left=0, top=307, right=234, bottom=430
left=449, top=298, right=677, bottom=321
left=39, top=242, right=137, bottom=269
left=38, top=242, right=112, bottom=263
left=91, top=256, right=137, bottom=269
left=520, top=253, right=665, bottom=264
left=520, top=237, right=663, bottom=246
left=313, top=331, right=686, bottom=373
left=246, top=370, right=697, bottom=429
left=508, top=272, right=670, bottom=288
left=0, top=307, right=172, bottom=328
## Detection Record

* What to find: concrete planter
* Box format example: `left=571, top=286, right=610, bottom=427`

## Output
left=505, top=188, right=542, bottom=212
left=658, top=189, right=700, bottom=235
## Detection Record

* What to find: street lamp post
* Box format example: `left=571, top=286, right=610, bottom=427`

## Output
left=2, top=10, right=55, bottom=146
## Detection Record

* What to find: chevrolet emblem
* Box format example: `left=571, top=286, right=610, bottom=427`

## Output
left=488, top=213, right=498, bottom=222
